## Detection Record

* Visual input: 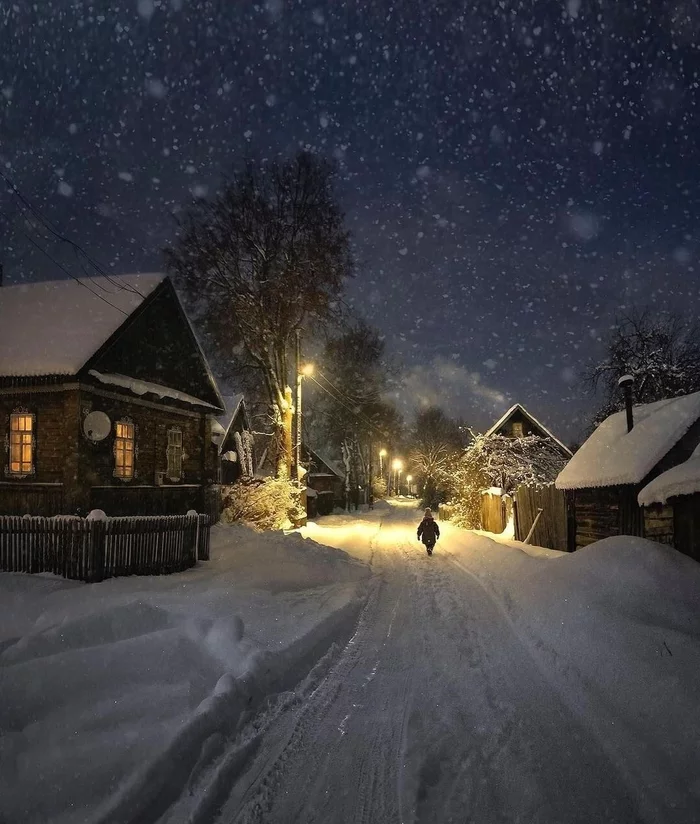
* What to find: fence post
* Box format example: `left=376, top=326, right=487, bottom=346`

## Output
left=90, top=519, right=106, bottom=583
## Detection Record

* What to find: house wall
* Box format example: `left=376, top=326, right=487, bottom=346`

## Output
left=672, top=494, right=700, bottom=562
left=0, top=385, right=216, bottom=516
left=642, top=503, right=675, bottom=546
left=571, top=485, right=644, bottom=549
left=79, top=387, right=215, bottom=515
left=0, top=387, right=79, bottom=515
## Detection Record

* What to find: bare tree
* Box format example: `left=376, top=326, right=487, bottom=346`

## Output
left=583, top=308, right=700, bottom=425
left=410, top=407, right=465, bottom=506
left=165, top=152, right=352, bottom=477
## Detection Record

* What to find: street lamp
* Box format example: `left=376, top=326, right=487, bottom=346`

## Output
left=406, top=474, right=413, bottom=496
left=379, top=448, right=387, bottom=478
left=392, top=458, right=403, bottom=496
left=295, top=361, right=314, bottom=481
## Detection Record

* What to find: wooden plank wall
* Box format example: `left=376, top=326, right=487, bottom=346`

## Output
left=481, top=492, right=505, bottom=534
left=514, top=484, right=569, bottom=551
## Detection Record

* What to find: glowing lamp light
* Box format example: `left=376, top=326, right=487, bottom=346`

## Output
left=392, top=458, right=403, bottom=471
left=301, top=363, right=314, bottom=377
left=379, top=448, right=387, bottom=457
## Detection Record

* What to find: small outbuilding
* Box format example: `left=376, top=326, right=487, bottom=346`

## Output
left=556, top=391, right=700, bottom=553
left=302, top=445, right=344, bottom=516
left=211, top=394, right=254, bottom=484
left=637, top=444, right=700, bottom=562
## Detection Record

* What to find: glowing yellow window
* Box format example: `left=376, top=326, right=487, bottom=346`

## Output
left=9, top=413, right=34, bottom=475
left=114, top=421, right=135, bottom=479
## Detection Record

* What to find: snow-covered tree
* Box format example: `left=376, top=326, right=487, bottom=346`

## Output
left=583, top=309, right=700, bottom=426
left=410, top=406, right=465, bottom=507
left=450, top=432, right=568, bottom=527
left=165, top=152, right=352, bottom=479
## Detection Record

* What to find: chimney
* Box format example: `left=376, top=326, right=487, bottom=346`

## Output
left=618, top=374, right=634, bottom=432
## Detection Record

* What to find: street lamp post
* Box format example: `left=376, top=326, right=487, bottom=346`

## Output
left=379, top=448, right=387, bottom=478
left=392, top=458, right=403, bottom=497
left=406, top=474, right=413, bottom=496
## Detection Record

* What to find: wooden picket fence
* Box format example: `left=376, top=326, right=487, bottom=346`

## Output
left=0, top=513, right=210, bottom=582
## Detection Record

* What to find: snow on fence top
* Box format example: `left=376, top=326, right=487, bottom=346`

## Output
left=0, top=273, right=164, bottom=376
left=89, top=370, right=218, bottom=410
left=638, top=444, right=700, bottom=506
left=556, top=391, right=700, bottom=490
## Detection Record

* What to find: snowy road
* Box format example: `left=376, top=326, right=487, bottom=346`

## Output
left=183, top=503, right=663, bottom=824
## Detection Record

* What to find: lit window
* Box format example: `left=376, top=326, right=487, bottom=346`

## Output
left=512, top=422, right=524, bottom=438
left=114, top=420, right=135, bottom=479
left=166, top=428, right=183, bottom=481
left=9, top=413, right=34, bottom=475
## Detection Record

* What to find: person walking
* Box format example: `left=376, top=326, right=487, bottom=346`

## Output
left=417, top=507, right=440, bottom=555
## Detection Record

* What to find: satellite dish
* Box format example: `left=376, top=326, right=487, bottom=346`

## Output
left=83, top=411, right=111, bottom=442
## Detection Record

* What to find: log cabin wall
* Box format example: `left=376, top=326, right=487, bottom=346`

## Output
left=0, top=386, right=78, bottom=515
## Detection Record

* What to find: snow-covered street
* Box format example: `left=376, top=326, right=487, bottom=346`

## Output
left=2, top=500, right=700, bottom=824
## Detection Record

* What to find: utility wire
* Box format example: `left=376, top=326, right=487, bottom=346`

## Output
left=307, top=374, right=387, bottom=439
left=1, top=209, right=129, bottom=316
left=0, top=169, right=145, bottom=298
left=314, top=369, right=389, bottom=437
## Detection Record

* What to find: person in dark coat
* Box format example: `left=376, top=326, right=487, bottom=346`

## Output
left=417, top=507, right=440, bottom=555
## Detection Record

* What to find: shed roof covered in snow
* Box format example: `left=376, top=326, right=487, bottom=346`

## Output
left=556, top=392, right=700, bottom=491
left=0, top=274, right=164, bottom=376
left=638, top=444, right=700, bottom=506
left=212, top=394, right=248, bottom=451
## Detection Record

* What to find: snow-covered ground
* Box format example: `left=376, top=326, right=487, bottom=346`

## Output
left=1, top=500, right=699, bottom=823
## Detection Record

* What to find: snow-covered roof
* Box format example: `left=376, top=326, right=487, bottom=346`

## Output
left=307, top=447, right=344, bottom=479
left=0, top=274, right=165, bottom=376
left=89, top=370, right=219, bottom=410
left=638, top=444, right=700, bottom=506
left=557, top=392, right=700, bottom=490
left=485, top=403, right=573, bottom=457
left=213, top=394, right=246, bottom=451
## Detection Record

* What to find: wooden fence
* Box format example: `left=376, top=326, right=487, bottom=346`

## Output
left=0, top=513, right=210, bottom=582
left=513, top=484, right=571, bottom=551
left=481, top=491, right=507, bottom=534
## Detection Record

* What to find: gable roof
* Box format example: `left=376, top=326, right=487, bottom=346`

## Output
left=556, top=392, right=700, bottom=491
left=213, top=394, right=249, bottom=453
left=0, top=274, right=164, bottom=376
left=305, top=445, right=344, bottom=479
left=485, top=403, right=573, bottom=457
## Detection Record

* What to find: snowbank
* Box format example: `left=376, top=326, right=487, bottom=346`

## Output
left=446, top=529, right=700, bottom=818
left=0, top=524, right=369, bottom=824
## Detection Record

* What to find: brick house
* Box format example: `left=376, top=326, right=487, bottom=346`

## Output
left=0, top=274, right=225, bottom=516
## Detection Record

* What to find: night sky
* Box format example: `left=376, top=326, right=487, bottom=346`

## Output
left=2, top=0, right=700, bottom=443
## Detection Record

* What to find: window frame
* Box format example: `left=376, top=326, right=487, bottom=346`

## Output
left=166, top=427, right=184, bottom=482
left=113, top=418, right=136, bottom=480
left=6, top=410, right=36, bottom=478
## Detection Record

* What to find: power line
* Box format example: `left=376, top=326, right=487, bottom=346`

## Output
left=1, top=210, right=130, bottom=316
left=314, top=370, right=389, bottom=436
left=307, top=373, right=387, bottom=439
left=0, top=169, right=145, bottom=298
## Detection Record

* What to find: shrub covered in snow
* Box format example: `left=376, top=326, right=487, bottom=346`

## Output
left=222, top=478, right=304, bottom=531
left=372, top=474, right=387, bottom=499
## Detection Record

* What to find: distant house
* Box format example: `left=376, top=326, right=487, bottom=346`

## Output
left=211, top=394, right=254, bottom=484
left=485, top=403, right=573, bottom=459
left=0, top=274, right=225, bottom=517
left=556, top=392, right=700, bottom=555
left=302, top=445, right=344, bottom=516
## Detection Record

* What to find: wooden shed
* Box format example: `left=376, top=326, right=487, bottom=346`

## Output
left=556, top=392, right=700, bottom=554
left=211, top=394, right=254, bottom=485
left=637, top=445, right=700, bottom=562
